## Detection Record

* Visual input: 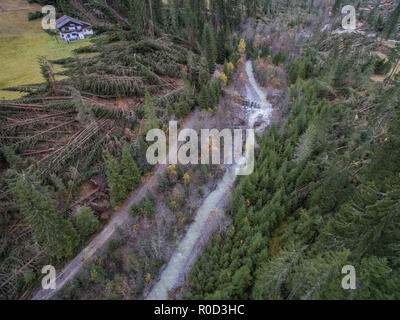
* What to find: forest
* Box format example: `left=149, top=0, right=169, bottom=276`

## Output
left=0, top=0, right=399, bottom=300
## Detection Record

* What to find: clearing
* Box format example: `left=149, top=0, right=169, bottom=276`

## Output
left=0, top=0, right=91, bottom=100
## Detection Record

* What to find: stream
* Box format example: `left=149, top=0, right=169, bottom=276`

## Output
left=146, top=60, right=273, bottom=300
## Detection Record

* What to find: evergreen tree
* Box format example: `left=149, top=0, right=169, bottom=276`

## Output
left=120, top=0, right=146, bottom=40
left=106, top=152, right=128, bottom=207
left=272, top=48, right=286, bottom=65
left=199, top=85, right=209, bottom=109
left=384, top=1, right=400, bottom=39
left=323, top=184, right=400, bottom=263
left=332, top=0, right=342, bottom=15
left=375, top=14, right=385, bottom=33
left=11, top=177, right=79, bottom=259
left=73, top=206, right=99, bottom=238
left=56, top=0, right=72, bottom=15
left=252, top=242, right=303, bottom=299
left=203, top=23, right=217, bottom=73
left=121, top=142, right=141, bottom=190
left=143, top=88, right=159, bottom=134
left=168, top=0, right=178, bottom=31
left=216, top=28, right=227, bottom=64
left=152, top=0, right=164, bottom=28
left=260, top=42, right=270, bottom=58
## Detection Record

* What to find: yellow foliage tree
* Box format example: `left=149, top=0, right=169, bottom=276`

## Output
left=183, top=172, right=191, bottom=185
left=217, top=72, right=228, bottom=86
left=238, top=38, right=246, bottom=55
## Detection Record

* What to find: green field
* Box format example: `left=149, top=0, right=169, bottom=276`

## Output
left=0, top=6, right=92, bottom=100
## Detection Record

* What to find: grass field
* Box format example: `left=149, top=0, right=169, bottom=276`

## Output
left=0, top=2, right=92, bottom=100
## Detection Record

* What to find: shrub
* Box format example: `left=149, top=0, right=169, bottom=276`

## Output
left=130, top=195, right=155, bottom=218
left=272, top=49, right=286, bottom=65
left=28, top=11, right=44, bottom=21
left=374, top=57, right=392, bottom=75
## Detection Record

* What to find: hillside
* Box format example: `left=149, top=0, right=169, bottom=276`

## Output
left=0, top=0, right=399, bottom=302
left=0, top=0, right=91, bottom=100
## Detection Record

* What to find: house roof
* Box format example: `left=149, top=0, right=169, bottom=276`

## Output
left=56, top=15, right=91, bottom=29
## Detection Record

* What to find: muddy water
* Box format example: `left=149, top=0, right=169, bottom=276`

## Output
left=146, top=60, right=273, bottom=300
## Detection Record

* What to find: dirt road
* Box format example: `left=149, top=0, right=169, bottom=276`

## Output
left=32, top=109, right=199, bottom=300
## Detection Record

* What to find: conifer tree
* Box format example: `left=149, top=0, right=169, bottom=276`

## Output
left=152, top=0, right=164, bottom=28
left=120, top=0, right=146, bottom=40
left=73, top=206, right=99, bottom=238
left=332, top=0, right=342, bottom=15
left=106, top=152, right=128, bottom=207
left=384, top=1, right=400, bottom=39
left=199, top=85, right=209, bottom=109
left=216, top=28, right=227, bottom=64
left=203, top=23, right=217, bottom=73
left=11, top=177, right=79, bottom=259
left=168, top=0, right=178, bottom=31
left=143, top=88, right=159, bottom=134
left=323, top=184, right=400, bottom=262
left=121, top=142, right=141, bottom=190
left=260, top=42, right=270, bottom=58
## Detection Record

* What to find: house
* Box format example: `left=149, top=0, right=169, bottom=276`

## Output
left=56, top=15, right=93, bottom=42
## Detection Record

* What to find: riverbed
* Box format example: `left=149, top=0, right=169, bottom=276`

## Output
left=146, top=60, right=274, bottom=300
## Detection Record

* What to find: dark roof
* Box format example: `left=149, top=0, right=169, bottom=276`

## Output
left=56, top=15, right=91, bottom=29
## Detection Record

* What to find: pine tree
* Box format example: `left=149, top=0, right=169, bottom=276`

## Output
left=168, top=0, right=178, bottom=31
left=11, top=177, right=79, bottom=259
left=272, top=48, right=286, bottom=65
left=323, top=184, right=400, bottom=263
left=375, top=14, right=385, bottom=33
left=384, top=1, right=400, bottom=39
left=332, top=0, right=342, bottom=15
left=106, top=152, right=128, bottom=207
left=216, top=0, right=227, bottom=29
left=286, top=250, right=350, bottom=300
left=73, top=206, right=99, bottom=238
left=203, top=23, right=217, bottom=73
left=152, top=0, right=164, bottom=28
left=199, top=85, right=209, bottom=109
left=120, top=0, right=146, bottom=40
left=143, top=88, right=159, bottom=134
left=121, top=142, right=141, bottom=190
left=216, top=28, right=227, bottom=64
left=56, top=0, right=72, bottom=15
left=260, top=42, right=270, bottom=58
left=252, top=242, right=303, bottom=299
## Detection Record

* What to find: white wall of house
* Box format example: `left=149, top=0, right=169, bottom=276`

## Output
left=58, top=23, right=93, bottom=41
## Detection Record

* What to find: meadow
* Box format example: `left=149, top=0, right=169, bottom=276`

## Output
left=0, top=2, right=91, bottom=100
